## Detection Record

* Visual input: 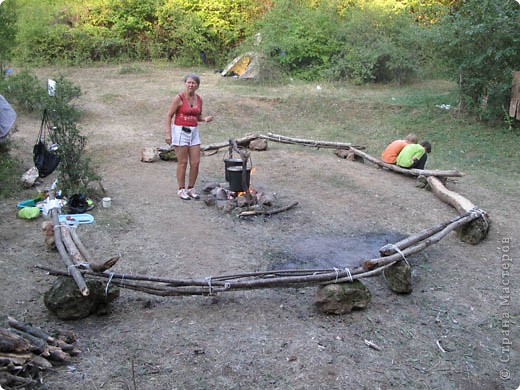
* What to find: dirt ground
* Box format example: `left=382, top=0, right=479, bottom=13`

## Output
left=1, top=65, right=518, bottom=390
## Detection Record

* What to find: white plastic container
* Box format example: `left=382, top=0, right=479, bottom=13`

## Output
left=102, top=197, right=112, bottom=208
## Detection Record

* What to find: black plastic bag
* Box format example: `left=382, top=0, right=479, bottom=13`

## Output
left=33, top=141, right=60, bottom=177
left=68, top=194, right=88, bottom=214
left=33, top=109, right=60, bottom=177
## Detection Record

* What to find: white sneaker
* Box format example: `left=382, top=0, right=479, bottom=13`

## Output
left=187, top=188, right=200, bottom=199
left=178, top=188, right=190, bottom=200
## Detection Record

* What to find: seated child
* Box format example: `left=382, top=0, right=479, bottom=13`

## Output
left=396, top=141, right=432, bottom=170
left=381, top=133, right=418, bottom=164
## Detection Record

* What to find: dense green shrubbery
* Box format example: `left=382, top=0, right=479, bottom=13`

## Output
left=256, top=1, right=342, bottom=80
left=0, top=70, right=48, bottom=112
left=13, top=0, right=268, bottom=66
left=256, top=1, right=422, bottom=83
left=328, top=4, right=422, bottom=84
left=154, top=4, right=214, bottom=65
left=14, top=0, right=423, bottom=82
left=4, top=0, right=518, bottom=122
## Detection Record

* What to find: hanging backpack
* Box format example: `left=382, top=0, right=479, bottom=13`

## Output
left=33, top=109, right=60, bottom=177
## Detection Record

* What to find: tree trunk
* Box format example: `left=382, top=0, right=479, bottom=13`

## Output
left=348, top=147, right=463, bottom=177
left=201, top=134, right=260, bottom=151
left=427, top=176, right=489, bottom=244
left=264, top=132, right=360, bottom=149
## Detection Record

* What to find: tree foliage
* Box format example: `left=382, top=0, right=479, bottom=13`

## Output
left=3, top=0, right=519, bottom=122
left=257, top=0, right=422, bottom=82
left=0, top=0, right=18, bottom=73
left=432, top=0, right=520, bottom=121
left=257, top=1, right=342, bottom=80
left=329, top=2, right=422, bottom=83
left=11, top=0, right=271, bottom=65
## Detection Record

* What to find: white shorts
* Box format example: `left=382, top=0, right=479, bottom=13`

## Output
left=171, top=125, right=201, bottom=147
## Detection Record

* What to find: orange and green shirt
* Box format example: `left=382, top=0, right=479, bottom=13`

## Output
left=396, top=144, right=426, bottom=168
left=381, top=139, right=407, bottom=164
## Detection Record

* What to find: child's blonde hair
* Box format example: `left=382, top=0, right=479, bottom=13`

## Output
left=405, top=133, right=418, bottom=143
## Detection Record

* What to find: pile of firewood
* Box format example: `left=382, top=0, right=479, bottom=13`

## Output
left=0, top=317, right=80, bottom=388
left=42, top=205, right=120, bottom=297
left=201, top=181, right=299, bottom=217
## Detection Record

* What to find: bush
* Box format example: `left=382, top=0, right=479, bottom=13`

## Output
left=43, top=80, right=101, bottom=197
left=0, top=70, right=47, bottom=112
left=154, top=4, right=214, bottom=65
left=11, top=0, right=268, bottom=66
left=328, top=3, right=422, bottom=84
left=256, top=1, right=422, bottom=83
left=0, top=69, right=101, bottom=197
left=154, top=0, right=268, bottom=65
left=257, top=1, right=342, bottom=80
left=48, top=113, right=101, bottom=197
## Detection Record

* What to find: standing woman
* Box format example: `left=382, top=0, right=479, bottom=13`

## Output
left=165, top=73, right=213, bottom=200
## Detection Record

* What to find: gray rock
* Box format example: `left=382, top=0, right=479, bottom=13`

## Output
left=248, top=138, right=268, bottom=151
left=44, top=277, right=120, bottom=320
left=158, top=149, right=177, bottom=161
left=456, top=215, right=490, bottom=245
left=383, top=261, right=413, bottom=294
left=314, top=280, right=371, bottom=314
left=202, top=182, right=219, bottom=193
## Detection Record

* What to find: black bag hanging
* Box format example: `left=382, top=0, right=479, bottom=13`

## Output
left=33, top=109, right=60, bottom=177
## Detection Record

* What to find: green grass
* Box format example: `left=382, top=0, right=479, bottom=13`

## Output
left=380, top=87, right=520, bottom=194
left=215, top=76, right=519, bottom=197
left=118, top=63, right=151, bottom=75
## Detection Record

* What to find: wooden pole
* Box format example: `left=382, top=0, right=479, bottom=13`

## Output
left=348, top=146, right=463, bottom=178
left=238, top=201, right=299, bottom=217
left=36, top=205, right=474, bottom=296
left=363, top=211, right=480, bottom=270
left=60, top=224, right=86, bottom=266
left=69, top=227, right=94, bottom=262
left=263, top=132, right=363, bottom=149
left=379, top=213, right=468, bottom=256
left=201, top=134, right=260, bottom=151
left=427, top=176, right=476, bottom=214
left=49, top=208, right=89, bottom=296
left=69, top=227, right=120, bottom=272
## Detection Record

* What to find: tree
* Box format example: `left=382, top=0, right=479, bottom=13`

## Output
left=433, top=0, right=520, bottom=121
left=0, top=0, right=18, bottom=73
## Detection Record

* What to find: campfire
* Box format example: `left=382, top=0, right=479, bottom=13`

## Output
left=202, top=140, right=298, bottom=217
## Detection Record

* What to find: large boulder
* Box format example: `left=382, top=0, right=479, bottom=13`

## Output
left=314, top=280, right=371, bottom=314
left=44, top=277, right=120, bottom=320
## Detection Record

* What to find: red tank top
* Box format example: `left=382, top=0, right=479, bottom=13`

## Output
left=174, top=92, right=202, bottom=126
